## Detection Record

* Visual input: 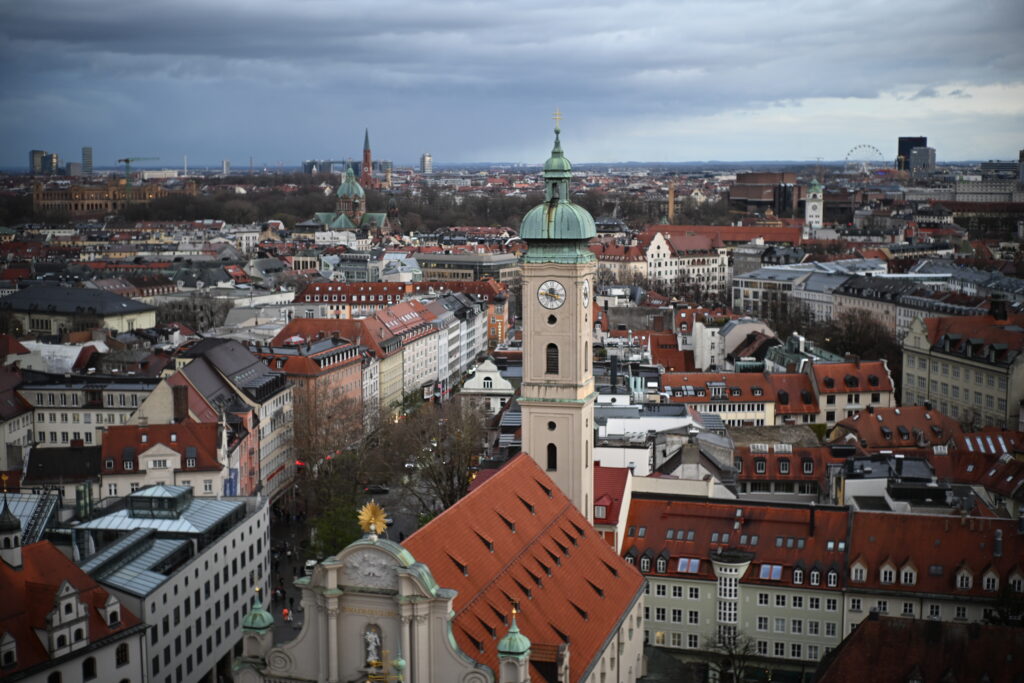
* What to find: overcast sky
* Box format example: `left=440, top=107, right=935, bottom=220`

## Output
left=2, top=0, right=1022, bottom=169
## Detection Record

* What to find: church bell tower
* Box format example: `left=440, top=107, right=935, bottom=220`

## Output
left=518, top=114, right=596, bottom=523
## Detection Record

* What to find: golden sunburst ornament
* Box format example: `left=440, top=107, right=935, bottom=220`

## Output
left=358, top=501, right=388, bottom=535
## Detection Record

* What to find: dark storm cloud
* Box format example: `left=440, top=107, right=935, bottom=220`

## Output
left=1, top=0, right=1022, bottom=165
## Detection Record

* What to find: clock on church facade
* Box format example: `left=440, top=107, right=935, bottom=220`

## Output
left=518, top=120, right=597, bottom=524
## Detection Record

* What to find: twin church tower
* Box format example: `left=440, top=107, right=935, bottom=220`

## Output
left=519, top=118, right=597, bottom=524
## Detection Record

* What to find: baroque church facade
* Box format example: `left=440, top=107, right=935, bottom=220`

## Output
left=234, top=125, right=644, bottom=683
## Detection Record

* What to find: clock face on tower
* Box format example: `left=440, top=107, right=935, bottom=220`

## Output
left=582, top=279, right=591, bottom=308
left=537, top=280, right=567, bottom=309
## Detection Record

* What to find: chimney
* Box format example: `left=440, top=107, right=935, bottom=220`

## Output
left=610, top=355, right=619, bottom=390
left=809, top=504, right=816, bottom=536
left=894, top=453, right=904, bottom=477
left=172, top=384, right=189, bottom=423
left=994, top=529, right=1003, bottom=558
left=990, top=293, right=1008, bottom=321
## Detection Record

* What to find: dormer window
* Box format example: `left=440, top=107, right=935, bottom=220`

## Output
left=983, top=575, right=998, bottom=592
left=881, top=568, right=895, bottom=584
left=827, top=571, right=838, bottom=587
left=793, top=569, right=803, bottom=584
left=640, top=556, right=651, bottom=572
left=809, top=570, right=820, bottom=586
left=778, top=459, right=790, bottom=475
left=957, top=572, right=972, bottom=590
left=901, top=569, right=916, bottom=585
left=656, top=557, right=667, bottom=573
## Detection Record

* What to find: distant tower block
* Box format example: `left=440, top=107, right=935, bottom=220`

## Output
left=805, top=179, right=824, bottom=232
left=81, top=146, right=93, bottom=175
left=420, top=152, right=433, bottom=174
left=222, top=160, right=231, bottom=176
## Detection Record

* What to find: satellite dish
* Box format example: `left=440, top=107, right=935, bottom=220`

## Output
left=196, top=280, right=205, bottom=289
left=176, top=280, right=185, bottom=288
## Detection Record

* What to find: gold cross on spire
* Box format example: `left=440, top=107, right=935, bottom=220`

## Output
left=552, top=108, right=563, bottom=130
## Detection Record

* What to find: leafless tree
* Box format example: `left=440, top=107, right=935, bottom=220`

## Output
left=389, top=397, right=489, bottom=517
left=707, top=630, right=759, bottom=683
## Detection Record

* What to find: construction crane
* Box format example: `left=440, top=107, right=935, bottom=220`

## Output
left=117, top=157, right=159, bottom=186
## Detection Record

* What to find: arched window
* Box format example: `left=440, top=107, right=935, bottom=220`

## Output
left=545, top=344, right=559, bottom=374
left=2, top=538, right=8, bottom=548
left=73, top=628, right=83, bottom=641
left=640, top=556, right=651, bottom=572
left=56, top=635, right=66, bottom=648
left=483, top=377, right=493, bottom=389
left=64, top=603, right=72, bottom=614
left=546, top=444, right=557, bottom=471
left=108, top=609, right=119, bottom=625
left=83, top=656, right=97, bottom=680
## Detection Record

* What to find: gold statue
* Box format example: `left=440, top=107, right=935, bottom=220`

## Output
left=358, top=501, right=388, bottom=535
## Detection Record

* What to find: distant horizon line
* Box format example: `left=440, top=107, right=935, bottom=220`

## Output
left=4, top=158, right=1011, bottom=173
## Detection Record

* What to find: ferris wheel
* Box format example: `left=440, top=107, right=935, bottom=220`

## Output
left=844, top=144, right=886, bottom=176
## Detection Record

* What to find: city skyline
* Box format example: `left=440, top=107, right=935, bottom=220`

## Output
left=1, top=0, right=1022, bottom=168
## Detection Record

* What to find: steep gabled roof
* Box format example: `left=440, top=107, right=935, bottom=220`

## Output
left=816, top=616, right=1024, bottom=682
left=403, top=454, right=644, bottom=682
left=0, top=541, right=143, bottom=677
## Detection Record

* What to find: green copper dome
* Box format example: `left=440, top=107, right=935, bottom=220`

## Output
left=520, top=125, right=597, bottom=262
left=242, top=596, right=274, bottom=632
left=497, top=615, right=531, bottom=658
left=336, top=167, right=365, bottom=199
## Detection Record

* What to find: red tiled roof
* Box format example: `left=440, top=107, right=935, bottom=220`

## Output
left=734, top=446, right=842, bottom=483
left=767, top=373, right=818, bottom=415
left=810, top=361, right=893, bottom=394
left=593, top=464, right=629, bottom=525
left=0, top=541, right=143, bottom=676
left=0, top=334, right=30, bottom=358
left=624, top=498, right=849, bottom=591
left=660, top=371, right=774, bottom=405
left=101, top=420, right=222, bottom=475
left=923, top=313, right=1024, bottom=360
left=648, top=332, right=693, bottom=372
left=848, top=512, right=1023, bottom=599
left=403, top=454, right=644, bottom=682
left=817, top=616, right=1024, bottom=682
left=830, top=406, right=961, bottom=451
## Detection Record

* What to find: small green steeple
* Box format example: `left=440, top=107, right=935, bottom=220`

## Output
left=497, top=613, right=531, bottom=659
left=242, top=589, right=274, bottom=632
left=519, top=115, right=597, bottom=263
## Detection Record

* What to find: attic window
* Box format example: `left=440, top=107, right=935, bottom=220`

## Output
left=448, top=554, right=468, bottom=576
left=824, top=377, right=835, bottom=388
left=868, top=374, right=879, bottom=386
left=587, top=578, right=604, bottom=597
left=535, top=480, right=553, bottom=498
left=497, top=512, right=516, bottom=533
left=678, top=558, right=700, bottom=573
left=517, top=495, right=535, bottom=514
left=569, top=600, right=589, bottom=621
left=601, top=559, right=619, bottom=577
left=474, top=530, right=494, bottom=552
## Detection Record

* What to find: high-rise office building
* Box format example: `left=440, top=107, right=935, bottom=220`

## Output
left=222, top=159, right=231, bottom=175
left=82, top=146, right=93, bottom=175
left=29, top=149, right=46, bottom=174
left=897, top=136, right=927, bottom=170
left=420, top=152, right=433, bottom=174
left=909, top=146, right=936, bottom=175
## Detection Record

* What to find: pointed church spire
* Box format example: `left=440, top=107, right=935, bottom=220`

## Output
left=364, top=128, right=371, bottom=152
